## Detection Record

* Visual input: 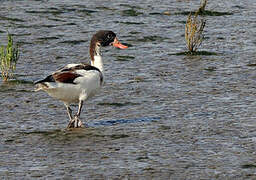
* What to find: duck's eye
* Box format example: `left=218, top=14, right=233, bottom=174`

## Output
left=107, top=34, right=112, bottom=39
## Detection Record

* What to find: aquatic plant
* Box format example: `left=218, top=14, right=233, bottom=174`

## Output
left=197, top=0, right=207, bottom=14
left=185, top=13, right=206, bottom=52
left=0, top=33, right=19, bottom=82
left=185, top=0, right=206, bottom=52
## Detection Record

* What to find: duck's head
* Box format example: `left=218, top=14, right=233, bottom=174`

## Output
left=91, top=30, right=128, bottom=49
left=90, top=30, right=128, bottom=61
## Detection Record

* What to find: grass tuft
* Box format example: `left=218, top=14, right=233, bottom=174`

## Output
left=185, top=0, right=207, bottom=52
left=1, top=33, right=19, bottom=82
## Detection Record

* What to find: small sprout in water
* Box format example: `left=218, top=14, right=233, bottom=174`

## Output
left=163, top=11, right=171, bottom=15
left=0, top=33, right=19, bottom=82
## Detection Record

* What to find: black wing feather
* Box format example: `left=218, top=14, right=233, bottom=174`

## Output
left=34, top=74, right=55, bottom=84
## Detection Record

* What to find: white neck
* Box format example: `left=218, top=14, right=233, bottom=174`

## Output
left=91, top=55, right=104, bottom=73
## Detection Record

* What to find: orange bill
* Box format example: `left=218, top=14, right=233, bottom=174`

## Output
left=112, top=37, right=128, bottom=49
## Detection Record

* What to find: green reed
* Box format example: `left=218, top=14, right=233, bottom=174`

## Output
left=0, top=33, right=19, bottom=82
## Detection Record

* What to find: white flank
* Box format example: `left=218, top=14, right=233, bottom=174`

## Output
left=37, top=55, right=104, bottom=105
left=43, top=70, right=102, bottom=104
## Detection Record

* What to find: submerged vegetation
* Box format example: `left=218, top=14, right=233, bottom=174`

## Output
left=176, top=11, right=233, bottom=16
left=185, top=0, right=207, bottom=53
left=175, top=0, right=232, bottom=17
left=197, top=0, right=208, bottom=15
left=0, top=33, right=19, bottom=82
left=171, top=51, right=218, bottom=56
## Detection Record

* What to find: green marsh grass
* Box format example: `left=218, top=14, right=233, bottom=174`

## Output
left=0, top=33, right=19, bottom=82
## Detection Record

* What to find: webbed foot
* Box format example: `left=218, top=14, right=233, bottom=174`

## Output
left=67, top=115, right=83, bottom=128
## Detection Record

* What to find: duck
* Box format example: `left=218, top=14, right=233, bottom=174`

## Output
left=35, top=30, right=128, bottom=128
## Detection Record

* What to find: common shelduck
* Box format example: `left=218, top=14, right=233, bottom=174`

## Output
left=35, top=30, right=128, bottom=128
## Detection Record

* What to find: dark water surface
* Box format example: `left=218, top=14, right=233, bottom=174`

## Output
left=1, top=0, right=256, bottom=179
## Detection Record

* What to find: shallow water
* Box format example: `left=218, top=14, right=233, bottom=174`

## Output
left=1, top=0, right=256, bottom=179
